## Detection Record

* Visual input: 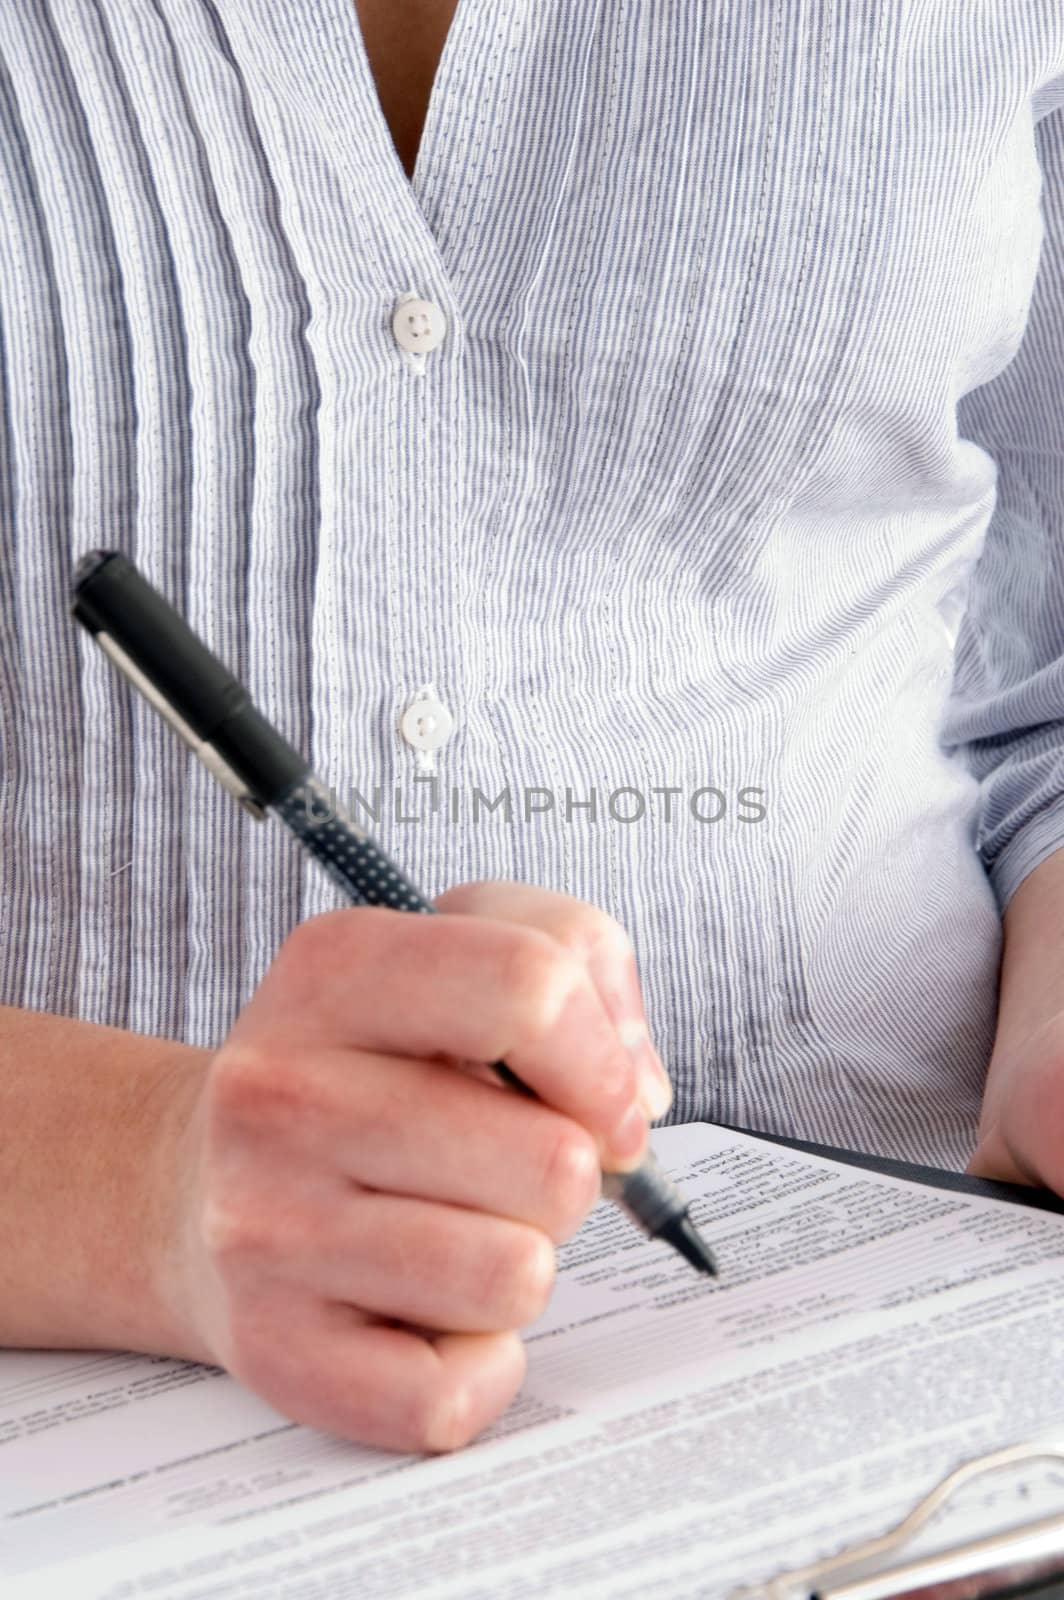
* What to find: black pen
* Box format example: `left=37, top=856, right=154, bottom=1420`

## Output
left=69, top=549, right=717, bottom=1278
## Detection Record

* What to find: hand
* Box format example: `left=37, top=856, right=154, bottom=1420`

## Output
left=966, top=1008, right=1064, bottom=1188
left=966, top=850, right=1064, bottom=1192
left=155, top=882, right=673, bottom=1454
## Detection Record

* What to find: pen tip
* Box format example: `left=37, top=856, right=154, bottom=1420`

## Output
left=661, top=1213, right=718, bottom=1277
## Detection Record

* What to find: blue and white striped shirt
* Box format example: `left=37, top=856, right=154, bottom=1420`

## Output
left=1, top=2, right=1063, bottom=1168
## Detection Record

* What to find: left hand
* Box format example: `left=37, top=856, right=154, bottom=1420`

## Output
left=967, top=1008, right=1064, bottom=1188
left=965, top=849, right=1064, bottom=1192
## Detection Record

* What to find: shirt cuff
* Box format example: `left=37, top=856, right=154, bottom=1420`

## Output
left=987, top=794, right=1064, bottom=912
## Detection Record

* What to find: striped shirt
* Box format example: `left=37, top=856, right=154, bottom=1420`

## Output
left=1, top=3, right=1063, bottom=1169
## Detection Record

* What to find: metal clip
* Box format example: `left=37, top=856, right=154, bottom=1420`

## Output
left=97, top=633, right=266, bottom=819
left=734, top=1440, right=1064, bottom=1600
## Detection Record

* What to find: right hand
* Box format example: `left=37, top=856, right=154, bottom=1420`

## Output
left=155, top=881, right=674, bottom=1455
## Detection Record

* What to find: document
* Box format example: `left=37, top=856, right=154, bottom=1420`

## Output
left=5, top=1123, right=1064, bottom=1597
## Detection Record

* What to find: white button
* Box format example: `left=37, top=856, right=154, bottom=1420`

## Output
left=400, top=692, right=454, bottom=751
left=392, top=297, right=447, bottom=354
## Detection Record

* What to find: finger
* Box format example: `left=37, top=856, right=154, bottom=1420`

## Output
left=245, top=1188, right=558, bottom=1334
left=229, top=907, right=649, bottom=1169
left=218, top=1049, right=601, bottom=1242
left=228, top=1298, right=526, bottom=1454
left=435, top=881, right=673, bottom=1119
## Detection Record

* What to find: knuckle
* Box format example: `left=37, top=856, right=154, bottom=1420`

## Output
left=516, top=1233, right=558, bottom=1323
left=558, top=906, right=631, bottom=964
left=209, top=1045, right=303, bottom=1131
left=209, top=1045, right=270, bottom=1118
left=541, top=1126, right=602, bottom=1240
left=275, top=907, right=374, bottom=995
left=283, top=904, right=419, bottom=994
left=498, top=933, right=580, bottom=1040
left=199, top=1189, right=269, bottom=1265
left=430, top=879, right=485, bottom=917
left=273, top=910, right=340, bottom=989
left=412, top=1379, right=473, bottom=1455
left=593, top=1049, right=640, bottom=1127
left=479, top=1229, right=556, bottom=1327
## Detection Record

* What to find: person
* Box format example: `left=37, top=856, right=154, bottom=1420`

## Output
left=0, top=1, right=1062, bottom=1455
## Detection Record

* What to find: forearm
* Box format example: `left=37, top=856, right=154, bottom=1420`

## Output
left=0, top=1004, right=210, bottom=1356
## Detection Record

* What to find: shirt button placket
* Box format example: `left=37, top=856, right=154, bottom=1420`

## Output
left=390, top=289, right=457, bottom=783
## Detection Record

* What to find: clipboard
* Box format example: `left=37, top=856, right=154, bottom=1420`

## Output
left=722, top=1125, right=1064, bottom=1600
left=720, top=1123, right=1064, bottom=1218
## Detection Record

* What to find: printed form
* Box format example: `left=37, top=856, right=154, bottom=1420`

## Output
left=4, top=1124, right=1064, bottom=1598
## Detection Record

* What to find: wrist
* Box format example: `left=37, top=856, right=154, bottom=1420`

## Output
left=133, top=1047, right=217, bottom=1363
left=0, top=1007, right=213, bottom=1357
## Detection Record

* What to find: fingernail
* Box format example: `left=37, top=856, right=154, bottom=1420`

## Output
left=618, top=1019, right=673, bottom=1121
left=602, top=1102, right=649, bottom=1172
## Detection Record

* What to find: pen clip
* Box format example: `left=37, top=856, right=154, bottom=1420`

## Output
left=733, top=1440, right=1064, bottom=1600
left=96, top=632, right=267, bottom=820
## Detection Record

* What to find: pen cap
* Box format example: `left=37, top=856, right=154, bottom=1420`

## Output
left=70, top=550, right=306, bottom=805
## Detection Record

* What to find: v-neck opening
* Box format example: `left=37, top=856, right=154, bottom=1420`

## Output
left=346, top=0, right=475, bottom=204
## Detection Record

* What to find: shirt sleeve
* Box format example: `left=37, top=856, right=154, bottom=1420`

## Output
left=940, top=96, right=1064, bottom=912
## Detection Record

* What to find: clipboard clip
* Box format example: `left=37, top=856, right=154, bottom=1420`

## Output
left=733, top=1440, right=1064, bottom=1600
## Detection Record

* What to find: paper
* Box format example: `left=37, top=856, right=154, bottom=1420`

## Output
left=5, top=1123, right=1064, bottom=1597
